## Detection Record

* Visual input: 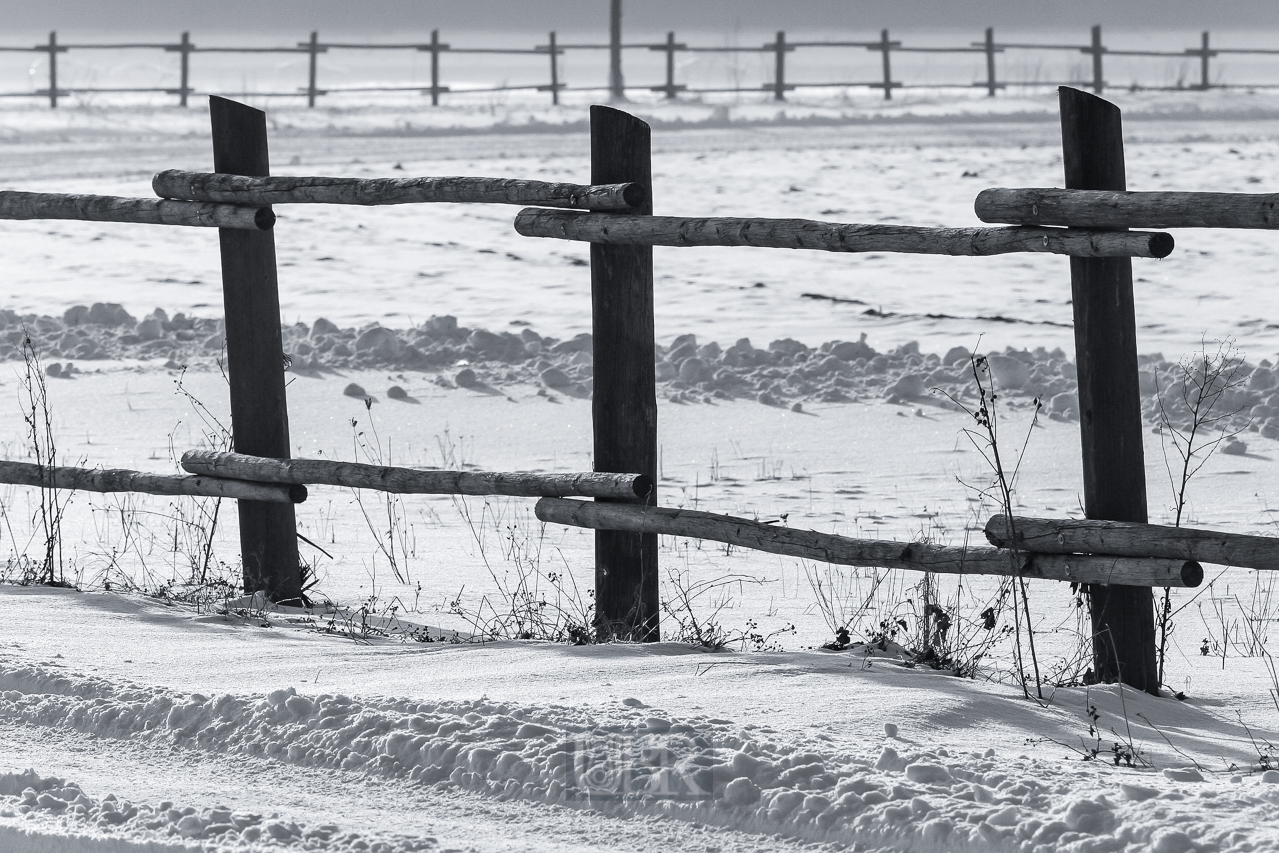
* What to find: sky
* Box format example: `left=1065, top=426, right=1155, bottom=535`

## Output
left=10, top=1, right=1279, bottom=35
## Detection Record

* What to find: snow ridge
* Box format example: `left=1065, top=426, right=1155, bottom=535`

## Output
left=3, top=657, right=1279, bottom=851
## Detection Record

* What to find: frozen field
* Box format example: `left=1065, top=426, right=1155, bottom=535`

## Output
left=0, top=90, right=1276, bottom=850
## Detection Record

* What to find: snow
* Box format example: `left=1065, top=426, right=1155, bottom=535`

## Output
left=0, top=73, right=1277, bottom=851
left=2, top=587, right=1279, bottom=851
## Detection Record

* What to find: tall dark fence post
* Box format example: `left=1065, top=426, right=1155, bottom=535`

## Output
left=209, top=96, right=302, bottom=605
left=1059, top=86, right=1156, bottom=694
left=590, top=106, right=657, bottom=641
left=608, top=0, right=625, bottom=101
left=770, top=31, right=789, bottom=101
left=1087, top=25, right=1105, bottom=94
left=984, top=27, right=998, bottom=97
left=879, top=29, right=893, bottom=100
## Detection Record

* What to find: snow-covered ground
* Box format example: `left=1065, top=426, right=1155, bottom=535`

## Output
left=0, top=90, right=1277, bottom=850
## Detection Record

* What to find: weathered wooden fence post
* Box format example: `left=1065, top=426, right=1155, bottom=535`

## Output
left=1197, top=31, right=1213, bottom=90
left=608, top=0, right=625, bottom=102
left=984, top=27, right=998, bottom=97
left=209, top=96, right=303, bottom=605
left=305, top=31, right=321, bottom=108
left=426, top=30, right=446, bottom=106
left=878, top=29, right=894, bottom=100
left=590, top=105, right=657, bottom=641
left=1087, top=25, right=1105, bottom=94
left=547, top=32, right=560, bottom=105
left=1059, top=86, right=1157, bottom=694
left=177, top=32, right=192, bottom=107
left=771, top=31, right=788, bottom=101
left=45, top=31, right=62, bottom=109
left=654, top=31, right=683, bottom=99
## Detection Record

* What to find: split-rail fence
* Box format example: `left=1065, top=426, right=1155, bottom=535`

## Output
left=2, top=87, right=1279, bottom=695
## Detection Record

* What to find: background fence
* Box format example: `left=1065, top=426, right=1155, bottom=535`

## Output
left=4, top=23, right=1279, bottom=108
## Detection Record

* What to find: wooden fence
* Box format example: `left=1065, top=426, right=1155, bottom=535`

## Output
left=3, top=23, right=1279, bottom=108
left=3, top=87, right=1279, bottom=694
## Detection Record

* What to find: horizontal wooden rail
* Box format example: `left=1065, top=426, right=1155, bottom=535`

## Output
left=986, top=515, right=1279, bottom=572
left=153, top=170, right=645, bottom=211
left=514, top=209, right=1175, bottom=258
left=181, top=451, right=653, bottom=500
left=0, top=191, right=272, bottom=230
left=0, top=460, right=305, bottom=503
left=537, top=499, right=1202, bottom=587
left=976, top=187, right=1279, bottom=230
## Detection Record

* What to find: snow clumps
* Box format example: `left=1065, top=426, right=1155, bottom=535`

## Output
left=12, top=304, right=1279, bottom=440
left=4, top=659, right=1279, bottom=851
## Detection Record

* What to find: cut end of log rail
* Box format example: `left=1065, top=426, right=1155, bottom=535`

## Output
left=1179, top=560, right=1204, bottom=588
left=619, top=182, right=646, bottom=209
left=1147, top=232, right=1174, bottom=258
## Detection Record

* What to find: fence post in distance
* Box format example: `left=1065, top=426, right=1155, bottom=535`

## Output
left=549, top=31, right=560, bottom=105
left=46, top=32, right=61, bottom=109
left=1087, top=25, right=1105, bottom=94
left=179, top=32, right=192, bottom=107
left=984, top=27, right=998, bottom=97
left=306, top=31, right=320, bottom=108
left=1059, top=86, right=1156, bottom=694
left=428, top=30, right=443, bottom=106
left=609, top=0, right=625, bottom=102
left=1199, top=31, right=1212, bottom=90
left=664, top=32, right=677, bottom=98
left=589, top=106, right=657, bottom=641
left=208, top=96, right=303, bottom=605
left=772, top=31, right=787, bottom=101
left=879, top=29, right=893, bottom=100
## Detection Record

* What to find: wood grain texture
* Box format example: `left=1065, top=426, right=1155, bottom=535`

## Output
left=211, top=95, right=302, bottom=605
left=153, top=169, right=644, bottom=211
left=536, top=499, right=1201, bottom=588
left=590, top=106, right=659, bottom=642
left=514, top=209, right=1174, bottom=258
left=0, top=460, right=304, bottom=503
left=1060, top=86, right=1158, bottom=694
left=181, top=451, right=653, bottom=499
left=986, top=515, right=1277, bottom=572
left=0, top=191, right=271, bottom=230
left=975, top=187, right=1279, bottom=230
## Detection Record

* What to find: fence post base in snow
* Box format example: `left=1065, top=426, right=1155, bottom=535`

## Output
left=1060, top=87, right=1157, bottom=694
left=210, top=96, right=303, bottom=605
left=590, top=106, right=658, bottom=641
